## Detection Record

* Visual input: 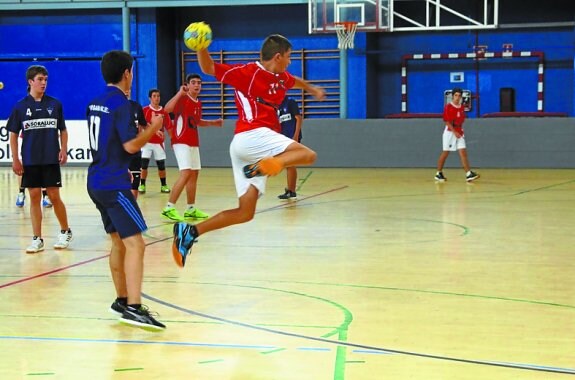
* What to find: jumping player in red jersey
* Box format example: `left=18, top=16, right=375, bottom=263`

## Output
left=140, top=89, right=172, bottom=194
left=161, top=74, right=223, bottom=222
left=170, top=33, right=325, bottom=267
left=434, top=87, right=479, bottom=182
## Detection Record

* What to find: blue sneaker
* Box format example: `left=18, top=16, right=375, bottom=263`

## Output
left=42, top=195, right=53, bottom=208
left=16, top=192, right=25, bottom=208
left=172, top=223, right=197, bottom=268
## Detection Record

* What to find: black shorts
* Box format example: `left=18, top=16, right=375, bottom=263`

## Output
left=21, top=164, right=62, bottom=188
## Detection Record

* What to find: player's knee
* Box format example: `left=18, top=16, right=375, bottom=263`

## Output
left=157, top=160, right=166, bottom=171
left=238, top=210, right=255, bottom=223
left=141, top=158, right=150, bottom=170
left=304, top=148, right=317, bottom=164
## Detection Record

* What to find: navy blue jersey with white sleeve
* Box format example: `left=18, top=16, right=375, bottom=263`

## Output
left=278, top=97, right=302, bottom=141
left=6, top=94, right=66, bottom=165
left=86, top=86, right=137, bottom=190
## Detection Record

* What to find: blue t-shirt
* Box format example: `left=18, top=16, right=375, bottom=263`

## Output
left=86, top=86, right=137, bottom=190
left=278, top=97, right=302, bottom=141
left=6, top=94, right=66, bottom=166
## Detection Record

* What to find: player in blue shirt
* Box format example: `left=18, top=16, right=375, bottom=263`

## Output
left=7, top=65, right=73, bottom=254
left=86, top=50, right=166, bottom=331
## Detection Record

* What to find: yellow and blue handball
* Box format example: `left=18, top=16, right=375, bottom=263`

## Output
left=183, top=21, right=212, bottom=51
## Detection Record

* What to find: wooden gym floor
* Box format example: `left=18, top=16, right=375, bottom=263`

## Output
left=0, top=167, right=573, bottom=379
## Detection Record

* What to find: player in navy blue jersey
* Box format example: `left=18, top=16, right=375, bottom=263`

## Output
left=7, top=65, right=73, bottom=254
left=277, top=96, right=303, bottom=200
left=86, top=50, right=166, bottom=331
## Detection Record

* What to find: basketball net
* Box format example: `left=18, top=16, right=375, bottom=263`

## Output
left=335, top=22, right=358, bottom=50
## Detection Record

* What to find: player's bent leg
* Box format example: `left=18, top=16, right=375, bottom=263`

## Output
left=243, top=156, right=284, bottom=178
left=279, top=141, right=317, bottom=167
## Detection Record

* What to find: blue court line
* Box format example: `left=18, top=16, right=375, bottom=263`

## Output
left=142, top=293, right=575, bottom=376
left=0, top=335, right=396, bottom=356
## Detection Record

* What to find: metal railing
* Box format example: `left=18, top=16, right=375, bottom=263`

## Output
left=181, top=48, right=341, bottom=119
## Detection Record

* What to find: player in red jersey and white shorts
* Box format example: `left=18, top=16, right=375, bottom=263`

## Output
left=170, top=33, right=326, bottom=268
left=434, top=87, right=479, bottom=183
left=161, top=74, right=223, bottom=222
left=140, top=89, right=172, bottom=194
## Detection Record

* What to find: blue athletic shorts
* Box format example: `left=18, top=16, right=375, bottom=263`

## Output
left=87, top=188, right=147, bottom=239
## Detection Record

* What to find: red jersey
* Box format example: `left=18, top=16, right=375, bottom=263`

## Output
left=443, top=102, right=465, bottom=133
left=142, top=105, right=171, bottom=144
left=170, top=94, right=202, bottom=147
left=214, top=61, right=296, bottom=134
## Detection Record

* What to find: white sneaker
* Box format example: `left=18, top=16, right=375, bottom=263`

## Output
left=54, top=230, right=73, bottom=249
left=42, top=195, right=53, bottom=208
left=26, top=237, right=45, bottom=254
left=16, top=193, right=25, bottom=208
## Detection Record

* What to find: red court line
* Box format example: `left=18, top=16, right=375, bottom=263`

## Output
left=1, top=185, right=349, bottom=289
left=0, top=254, right=110, bottom=290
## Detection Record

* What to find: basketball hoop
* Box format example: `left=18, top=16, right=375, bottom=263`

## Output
left=335, top=21, right=358, bottom=50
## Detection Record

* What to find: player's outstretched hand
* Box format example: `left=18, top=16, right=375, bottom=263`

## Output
left=310, top=85, right=326, bottom=101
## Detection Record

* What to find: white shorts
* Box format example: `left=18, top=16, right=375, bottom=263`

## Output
left=442, top=129, right=466, bottom=151
left=173, top=144, right=201, bottom=170
left=230, top=127, right=294, bottom=198
left=141, top=143, right=166, bottom=160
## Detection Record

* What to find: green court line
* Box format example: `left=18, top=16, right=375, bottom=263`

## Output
left=187, top=281, right=353, bottom=338
left=26, top=373, right=55, bottom=376
left=199, top=359, right=224, bottom=364
left=114, top=368, right=143, bottom=372
left=275, top=280, right=575, bottom=309
left=513, top=179, right=575, bottom=196
left=169, top=281, right=352, bottom=380
left=296, top=171, right=313, bottom=192
left=261, top=348, right=287, bottom=355
left=334, top=328, right=349, bottom=380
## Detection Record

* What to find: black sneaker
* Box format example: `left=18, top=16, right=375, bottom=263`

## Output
left=434, top=172, right=447, bottom=182
left=278, top=189, right=297, bottom=200
left=109, top=298, right=127, bottom=316
left=120, top=305, right=166, bottom=331
left=466, top=171, right=480, bottom=182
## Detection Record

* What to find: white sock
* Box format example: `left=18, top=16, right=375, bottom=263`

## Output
left=166, top=202, right=175, bottom=208
left=187, top=204, right=195, bottom=210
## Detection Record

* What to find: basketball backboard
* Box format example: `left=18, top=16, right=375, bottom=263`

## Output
left=309, top=0, right=499, bottom=34
left=309, top=0, right=389, bottom=33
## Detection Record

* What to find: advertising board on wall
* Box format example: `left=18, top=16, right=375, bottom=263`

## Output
left=0, top=120, right=91, bottom=164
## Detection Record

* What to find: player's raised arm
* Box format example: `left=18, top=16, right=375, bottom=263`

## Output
left=197, top=49, right=215, bottom=76
left=293, top=75, right=325, bottom=101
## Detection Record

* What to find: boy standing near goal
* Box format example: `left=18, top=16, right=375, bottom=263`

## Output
left=434, top=87, right=480, bottom=182
left=87, top=50, right=166, bottom=330
left=172, top=33, right=325, bottom=267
